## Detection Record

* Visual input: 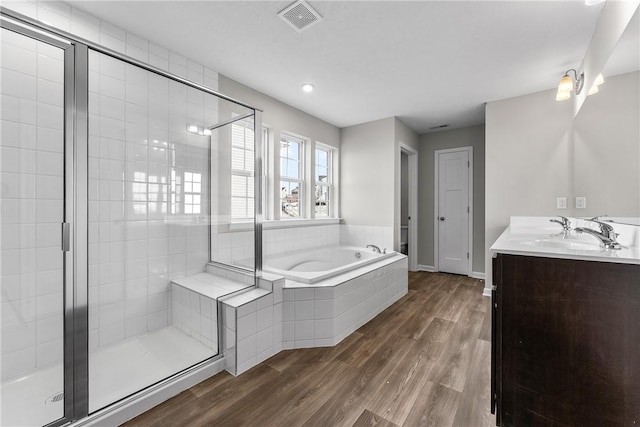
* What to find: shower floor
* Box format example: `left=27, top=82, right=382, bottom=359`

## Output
left=1, top=326, right=216, bottom=427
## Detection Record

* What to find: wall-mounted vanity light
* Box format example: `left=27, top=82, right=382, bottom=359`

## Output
left=556, top=69, right=604, bottom=101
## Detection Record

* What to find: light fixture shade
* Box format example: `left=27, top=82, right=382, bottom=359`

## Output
left=593, top=73, right=604, bottom=86
left=556, top=90, right=571, bottom=101
left=558, top=75, right=573, bottom=93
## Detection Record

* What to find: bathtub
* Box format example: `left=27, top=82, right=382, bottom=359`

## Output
left=263, top=246, right=395, bottom=283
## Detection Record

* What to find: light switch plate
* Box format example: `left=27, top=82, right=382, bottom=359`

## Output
left=557, top=197, right=567, bottom=209
left=576, top=196, right=586, bottom=209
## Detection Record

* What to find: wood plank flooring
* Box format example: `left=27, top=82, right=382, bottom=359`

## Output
left=123, top=272, right=495, bottom=427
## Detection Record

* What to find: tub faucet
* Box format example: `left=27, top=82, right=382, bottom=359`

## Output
left=574, top=220, right=622, bottom=250
left=366, top=244, right=381, bottom=253
left=549, top=216, right=571, bottom=232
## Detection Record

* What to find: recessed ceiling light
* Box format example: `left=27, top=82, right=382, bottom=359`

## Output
left=302, top=83, right=314, bottom=93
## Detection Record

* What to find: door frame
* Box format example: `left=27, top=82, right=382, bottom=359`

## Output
left=397, top=143, right=418, bottom=271
left=434, top=146, right=473, bottom=276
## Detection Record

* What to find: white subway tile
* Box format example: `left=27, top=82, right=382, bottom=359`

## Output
left=256, top=305, right=273, bottom=331
left=294, top=320, right=314, bottom=340
left=295, top=300, right=314, bottom=321
left=294, top=288, right=314, bottom=301
left=237, top=311, right=257, bottom=341
left=1, top=346, right=36, bottom=381
left=236, top=334, right=256, bottom=365
left=282, top=321, right=294, bottom=341
left=1, top=321, right=36, bottom=353
left=256, top=327, right=273, bottom=355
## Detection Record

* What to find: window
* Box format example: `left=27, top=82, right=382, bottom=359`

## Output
left=183, top=172, right=201, bottom=214
left=314, top=146, right=331, bottom=217
left=280, top=134, right=303, bottom=218
left=231, top=123, right=255, bottom=221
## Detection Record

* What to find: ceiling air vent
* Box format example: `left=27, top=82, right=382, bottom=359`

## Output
left=278, top=0, right=323, bottom=33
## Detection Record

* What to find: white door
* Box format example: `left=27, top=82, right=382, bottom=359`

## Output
left=437, top=150, right=470, bottom=275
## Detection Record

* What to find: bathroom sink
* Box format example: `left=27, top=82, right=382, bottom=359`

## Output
left=519, top=238, right=602, bottom=252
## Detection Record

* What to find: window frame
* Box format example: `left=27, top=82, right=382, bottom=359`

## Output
left=313, top=143, right=332, bottom=218
left=279, top=133, right=305, bottom=219
left=230, top=122, right=255, bottom=222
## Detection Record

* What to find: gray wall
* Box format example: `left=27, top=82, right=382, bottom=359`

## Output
left=394, top=117, right=420, bottom=152
left=418, top=125, right=486, bottom=273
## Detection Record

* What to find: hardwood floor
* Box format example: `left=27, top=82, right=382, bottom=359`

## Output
left=123, top=272, right=495, bottom=427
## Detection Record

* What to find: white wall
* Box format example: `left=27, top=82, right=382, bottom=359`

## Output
left=573, top=71, right=640, bottom=217
left=339, top=117, right=419, bottom=251
left=485, top=89, right=575, bottom=292
left=340, top=117, right=395, bottom=227
left=219, top=76, right=340, bottom=222
left=340, top=118, right=395, bottom=249
left=485, top=73, right=639, bottom=294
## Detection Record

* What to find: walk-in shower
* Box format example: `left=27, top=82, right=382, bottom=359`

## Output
left=0, top=8, right=261, bottom=426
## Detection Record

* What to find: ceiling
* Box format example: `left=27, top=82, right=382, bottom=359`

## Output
left=67, top=1, right=634, bottom=134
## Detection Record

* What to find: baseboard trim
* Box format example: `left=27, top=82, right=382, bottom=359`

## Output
left=418, top=264, right=435, bottom=272
left=482, top=286, right=492, bottom=297
left=471, top=271, right=485, bottom=280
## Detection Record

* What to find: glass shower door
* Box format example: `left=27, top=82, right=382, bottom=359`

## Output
left=0, top=26, right=67, bottom=426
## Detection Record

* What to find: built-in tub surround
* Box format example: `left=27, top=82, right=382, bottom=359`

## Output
left=212, top=223, right=341, bottom=267
left=264, top=246, right=396, bottom=283
left=282, top=254, right=407, bottom=350
left=340, top=224, right=394, bottom=251
left=219, top=253, right=407, bottom=375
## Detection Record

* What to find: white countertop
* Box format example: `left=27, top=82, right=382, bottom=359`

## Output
left=490, top=217, right=640, bottom=265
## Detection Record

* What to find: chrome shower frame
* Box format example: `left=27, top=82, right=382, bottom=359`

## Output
left=0, top=7, right=263, bottom=426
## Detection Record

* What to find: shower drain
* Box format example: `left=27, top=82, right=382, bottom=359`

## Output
left=45, top=391, right=64, bottom=405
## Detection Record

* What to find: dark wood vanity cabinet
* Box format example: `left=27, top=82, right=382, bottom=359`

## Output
left=491, top=254, right=640, bottom=426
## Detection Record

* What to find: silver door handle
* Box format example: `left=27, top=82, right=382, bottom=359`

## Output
left=439, top=217, right=445, bottom=221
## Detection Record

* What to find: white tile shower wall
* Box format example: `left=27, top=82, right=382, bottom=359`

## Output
left=1, top=28, right=65, bottom=380
left=210, top=230, right=253, bottom=267
left=171, top=283, right=218, bottom=351
left=87, top=49, right=214, bottom=350
left=340, top=224, right=393, bottom=251
left=2, top=1, right=220, bottom=352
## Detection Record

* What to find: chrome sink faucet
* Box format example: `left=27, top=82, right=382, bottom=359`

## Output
left=549, top=216, right=571, bottom=232
left=366, top=244, right=381, bottom=253
left=574, top=220, right=622, bottom=250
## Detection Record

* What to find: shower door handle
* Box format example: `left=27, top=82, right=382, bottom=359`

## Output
left=61, top=222, right=70, bottom=252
